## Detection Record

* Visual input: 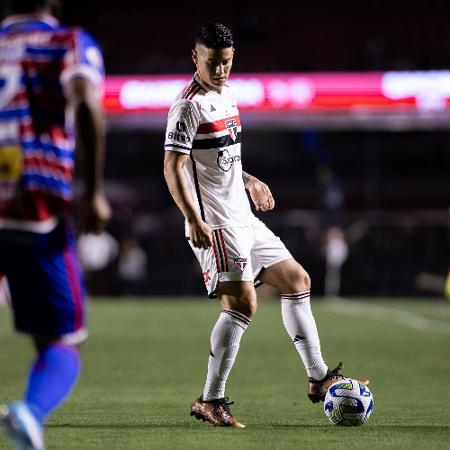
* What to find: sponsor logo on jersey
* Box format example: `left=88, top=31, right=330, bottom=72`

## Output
left=176, top=121, right=186, bottom=132
left=168, top=131, right=190, bottom=144
left=0, top=145, right=22, bottom=182
left=217, top=149, right=241, bottom=172
left=225, top=118, right=238, bottom=141
left=234, top=257, right=247, bottom=271
left=210, top=104, right=216, bottom=112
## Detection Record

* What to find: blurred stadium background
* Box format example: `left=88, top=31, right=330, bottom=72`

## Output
left=61, top=0, right=450, bottom=299
left=2, top=0, right=449, bottom=300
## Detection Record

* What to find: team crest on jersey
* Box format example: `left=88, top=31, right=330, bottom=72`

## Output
left=234, top=257, right=247, bottom=272
left=225, top=118, right=238, bottom=141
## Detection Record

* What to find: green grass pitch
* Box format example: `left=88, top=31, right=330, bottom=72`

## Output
left=1, top=298, right=450, bottom=449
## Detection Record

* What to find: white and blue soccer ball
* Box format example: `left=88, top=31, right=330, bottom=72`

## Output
left=324, top=378, right=374, bottom=426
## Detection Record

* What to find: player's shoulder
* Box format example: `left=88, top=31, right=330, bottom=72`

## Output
left=175, top=77, right=209, bottom=103
left=53, top=25, right=101, bottom=50
left=57, top=25, right=104, bottom=88
left=169, top=98, right=201, bottom=124
left=72, top=27, right=101, bottom=48
left=170, top=79, right=207, bottom=115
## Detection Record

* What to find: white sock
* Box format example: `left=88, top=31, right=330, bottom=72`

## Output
left=202, top=310, right=250, bottom=401
left=281, top=291, right=328, bottom=380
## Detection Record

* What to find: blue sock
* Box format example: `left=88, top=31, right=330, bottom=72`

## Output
left=24, top=344, right=81, bottom=424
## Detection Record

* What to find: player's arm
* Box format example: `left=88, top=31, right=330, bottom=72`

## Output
left=65, top=76, right=111, bottom=233
left=164, top=151, right=212, bottom=249
left=242, top=171, right=275, bottom=212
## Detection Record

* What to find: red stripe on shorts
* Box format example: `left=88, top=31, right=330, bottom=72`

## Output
left=63, top=247, right=83, bottom=331
left=211, top=232, right=222, bottom=272
left=218, top=229, right=229, bottom=271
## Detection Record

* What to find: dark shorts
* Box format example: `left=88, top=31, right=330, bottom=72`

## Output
left=0, top=220, right=87, bottom=343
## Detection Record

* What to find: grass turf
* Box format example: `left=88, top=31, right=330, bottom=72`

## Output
left=1, top=298, right=450, bottom=449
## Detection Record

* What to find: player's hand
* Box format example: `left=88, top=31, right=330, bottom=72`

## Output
left=247, top=179, right=275, bottom=212
left=82, top=191, right=111, bottom=234
left=188, top=217, right=212, bottom=249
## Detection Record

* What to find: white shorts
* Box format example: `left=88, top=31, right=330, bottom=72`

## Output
left=188, top=217, right=292, bottom=298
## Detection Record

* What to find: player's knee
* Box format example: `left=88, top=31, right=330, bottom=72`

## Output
left=235, top=292, right=258, bottom=318
left=291, top=267, right=311, bottom=293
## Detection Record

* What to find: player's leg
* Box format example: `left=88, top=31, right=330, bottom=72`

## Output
left=259, top=258, right=329, bottom=382
left=250, top=218, right=349, bottom=402
left=202, top=280, right=256, bottom=401
left=191, top=280, right=254, bottom=428
left=24, top=338, right=82, bottom=425
left=0, top=222, right=87, bottom=449
left=260, top=256, right=368, bottom=402
left=1, top=338, right=81, bottom=450
left=189, top=227, right=255, bottom=427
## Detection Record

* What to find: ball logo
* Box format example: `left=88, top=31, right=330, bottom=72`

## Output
left=217, top=149, right=241, bottom=172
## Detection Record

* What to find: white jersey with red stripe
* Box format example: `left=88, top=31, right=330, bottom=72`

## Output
left=164, top=74, right=253, bottom=231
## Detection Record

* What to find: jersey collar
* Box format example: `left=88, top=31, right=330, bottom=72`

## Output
left=193, top=73, right=211, bottom=92
left=1, top=14, right=59, bottom=30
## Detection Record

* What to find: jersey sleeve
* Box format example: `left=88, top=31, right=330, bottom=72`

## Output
left=60, top=29, right=104, bottom=89
left=164, top=99, right=200, bottom=154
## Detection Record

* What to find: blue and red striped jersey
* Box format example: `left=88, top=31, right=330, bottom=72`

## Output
left=0, top=14, right=104, bottom=232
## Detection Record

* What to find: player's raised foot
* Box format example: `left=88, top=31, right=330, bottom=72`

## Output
left=308, top=362, right=370, bottom=403
left=190, top=397, right=245, bottom=428
left=0, top=401, right=44, bottom=450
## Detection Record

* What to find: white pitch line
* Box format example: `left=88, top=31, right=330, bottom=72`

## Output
left=324, top=298, right=450, bottom=335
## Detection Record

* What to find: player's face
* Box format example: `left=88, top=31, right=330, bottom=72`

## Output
left=192, top=44, right=234, bottom=92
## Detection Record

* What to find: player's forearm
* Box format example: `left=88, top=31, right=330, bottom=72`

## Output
left=75, top=98, right=106, bottom=196
left=242, top=171, right=259, bottom=189
left=164, top=156, right=202, bottom=223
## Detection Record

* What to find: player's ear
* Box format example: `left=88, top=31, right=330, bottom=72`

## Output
left=192, top=49, right=198, bottom=65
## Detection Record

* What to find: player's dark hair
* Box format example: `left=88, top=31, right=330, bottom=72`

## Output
left=195, top=23, right=234, bottom=49
left=5, top=0, right=58, bottom=14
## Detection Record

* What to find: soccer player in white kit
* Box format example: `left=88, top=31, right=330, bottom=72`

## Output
left=164, top=23, right=367, bottom=428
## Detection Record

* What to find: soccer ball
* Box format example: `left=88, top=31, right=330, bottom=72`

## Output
left=324, top=378, right=374, bottom=426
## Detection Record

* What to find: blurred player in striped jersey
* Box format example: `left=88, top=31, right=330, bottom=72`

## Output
left=0, top=0, right=110, bottom=448
left=164, top=23, right=368, bottom=428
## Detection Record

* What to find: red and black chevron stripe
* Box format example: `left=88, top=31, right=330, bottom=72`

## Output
left=211, top=229, right=229, bottom=273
